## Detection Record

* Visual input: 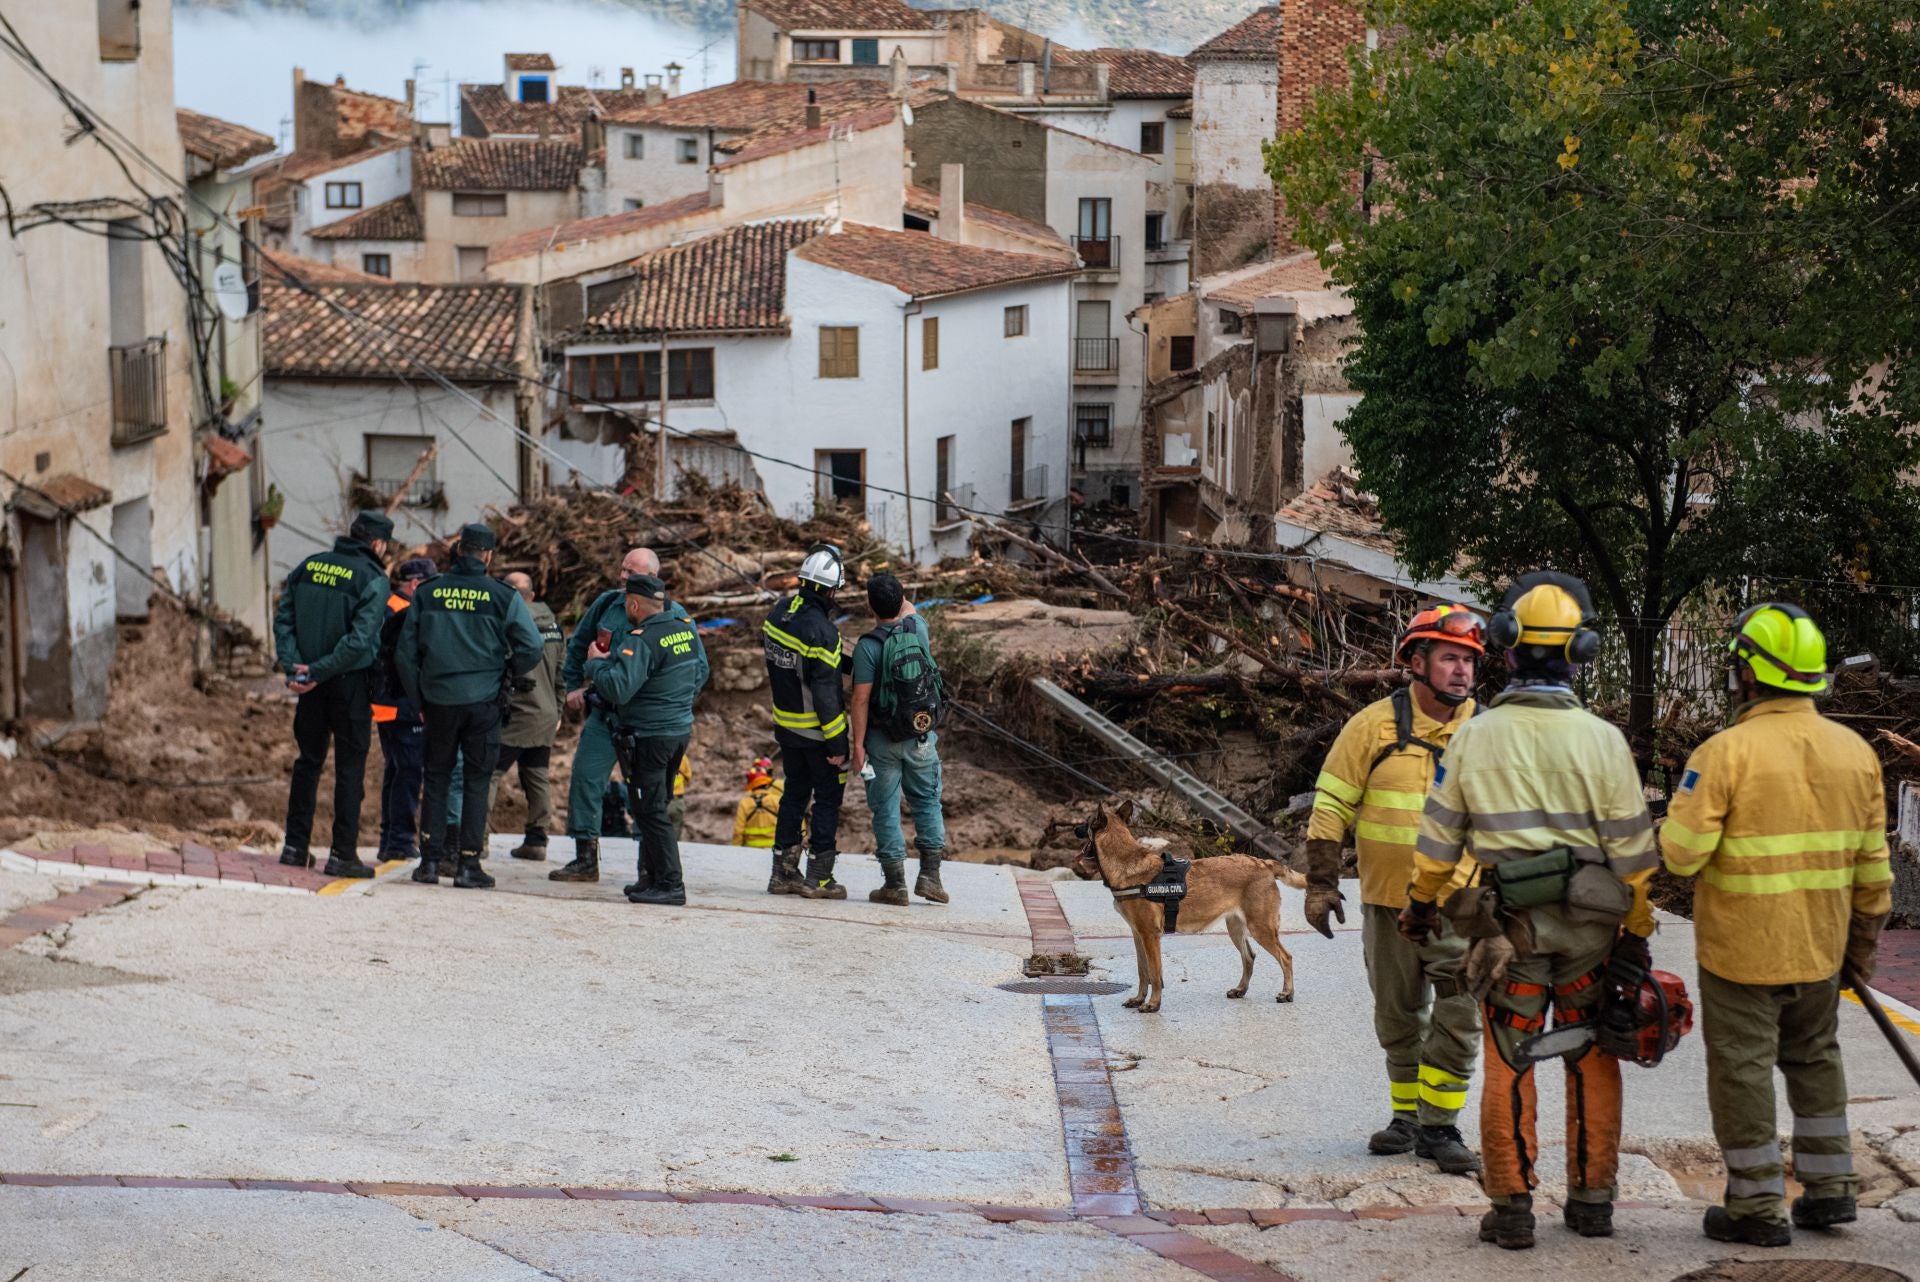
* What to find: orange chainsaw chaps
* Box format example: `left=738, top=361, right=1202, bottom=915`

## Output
left=1479, top=1024, right=1540, bottom=1199
left=1563, top=1043, right=1622, bottom=1195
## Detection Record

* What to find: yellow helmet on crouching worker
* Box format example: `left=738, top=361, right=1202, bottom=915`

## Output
left=1488, top=570, right=1602, bottom=664
left=1729, top=603, right=1830, bottom=695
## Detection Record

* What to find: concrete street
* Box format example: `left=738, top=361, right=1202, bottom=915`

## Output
left=1, top=840, right=1915, bottom=1280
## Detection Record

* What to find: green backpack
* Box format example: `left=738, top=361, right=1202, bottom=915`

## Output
left=867, top=617, right=945, bottom=742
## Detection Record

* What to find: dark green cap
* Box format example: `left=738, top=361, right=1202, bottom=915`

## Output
left=350, top=510, right=395, bottom=541
left=625, top=573, right=667, bottom=601
left=458, top=522, right=497, bottom=551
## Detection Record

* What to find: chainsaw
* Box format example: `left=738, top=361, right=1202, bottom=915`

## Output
left=1515, top=963, right=1695, bottom=1067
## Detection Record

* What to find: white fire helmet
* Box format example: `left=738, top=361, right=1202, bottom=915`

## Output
left=797, top=543, right=845, bottom=590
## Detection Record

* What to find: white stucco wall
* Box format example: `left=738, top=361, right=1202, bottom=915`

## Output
left=295, top=147, right=411, bottom=238
left=1302, top=392, right=1359, bottom=484
left=717, top=115, right=906, bottom=230
left=263, top=379, right=525, bottom=577
left=311, top=237, right=429, bottom=283
left=1192, top=63, right=1277, bottom=191
left=604, top=124, right=739, bottom=209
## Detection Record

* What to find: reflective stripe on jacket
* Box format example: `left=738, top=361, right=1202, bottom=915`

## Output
left=1661, top=697, right=1890, bottom=984
left=1411, top=688, right=1658, bottom=935
left=732, top=781, right=783, bottom=847
left=763, top=590, right=848, bottom=754
left=1308, top=693, right=1477, bottom=909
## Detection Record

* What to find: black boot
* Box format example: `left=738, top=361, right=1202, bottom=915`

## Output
left=549, top=839, right=599, bottom=883
left=1704, top=1206, right=1790, bottom=1247
left=510, top=827, right=548, bottom=860
left=1791, top=1193, right=1857, bottom=1230
left=913, top=850, right=949, bottom=904
left=628, top=854, right=685, bottom=906
left=279, top=846, right=311, bottom=868
left=798, top=853, right=847, bottom=900
left=323, top=851, right=375, bottom=879
left=1367, top=1115, right=1419, bottom=1155
left=1479, top=1195, right=1535, bottom=1250
left=411, top=851, right=442, bottom=884
left=869, top=859, right=909, bottom=906
left=766, top=846, right=807, bottom=895
left=1416, top=1124, right=1482, bottom=1175
left=1563, top=1199, right=1613, bottom=1238
left=452, top=853, right=495, bottom=890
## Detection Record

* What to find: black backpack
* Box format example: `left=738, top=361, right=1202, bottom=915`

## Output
left=867, top=616, right=944, bottom=742
left=1368, top=685, right=1480, bottom=773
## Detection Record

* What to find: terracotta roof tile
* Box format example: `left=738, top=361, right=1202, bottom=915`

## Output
left=263, top=279, right=524, bottom=381
left=459, top=83, right=652, bottom=137
left=716, top=100, right=905, bottom=168
left=902, top=184, right=1067, bottom=251
left=261, top=248, right=389, bottom=286
left=1053, top=48, right=1194, bottom=98
left=1202, top=251, right=1343, bottom=310
left=1193, top=7, right=1281, bottom=60
left=11, top=474, right=112, bottom=519
left=416, top=138, right=583, bottom=190
left=1276, top=469, right=1391, bottom=553
left=746, top=0, right=938, bottom=31
left=505, top=53, right=557, bottom=72
left=1166, top=100, right=1193, bottom=119
left=604, top=78, right=892, bottom=131
left=176, top=108, right=275, bottom=169
left=488, top=190, right=714, bottom=264
left=264, top=140, right=409, bottom=184
left=306, top=195, right=424, bottom=241
left=202, top=434, right=254, bottom=477
left=579, top=219, right=824, bottom=337
left=794, top=222, right=1076, bottom=298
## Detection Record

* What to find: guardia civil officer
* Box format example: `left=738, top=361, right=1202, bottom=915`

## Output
left=395, top=523, right=544, bottom=890
left=274, top=510, right=391, bottom=878
left=585, top=574, right=709, bottom=905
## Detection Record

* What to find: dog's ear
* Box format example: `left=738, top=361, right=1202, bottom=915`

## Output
left=1116, top=798, right=1136, bottom=825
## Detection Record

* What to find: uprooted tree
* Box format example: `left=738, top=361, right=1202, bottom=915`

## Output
left=1267, top=0, right=1920, bottom=746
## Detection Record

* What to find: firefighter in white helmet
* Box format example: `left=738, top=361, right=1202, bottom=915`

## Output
left=761, top=544, right=852, bottom=898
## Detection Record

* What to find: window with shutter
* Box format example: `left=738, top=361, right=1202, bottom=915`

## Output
left=819, top=326, right=859, bottom=378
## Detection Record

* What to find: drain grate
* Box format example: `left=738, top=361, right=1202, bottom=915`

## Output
left=1673, top=1263, right=1910, bottom=1282
left=997, top=979, right=1130, bottom=995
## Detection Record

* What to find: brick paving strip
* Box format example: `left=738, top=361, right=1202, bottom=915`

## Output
left=0, top=881, right=141, bottom=950
left=0, top=844, right=345, bottom=894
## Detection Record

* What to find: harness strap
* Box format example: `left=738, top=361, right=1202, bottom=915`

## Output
left=1504, top=981, right=1548, bottom=998
left=1490, top=1007, right=1547, bottom=1034
left=1554, top=969, right=1603, bottom=999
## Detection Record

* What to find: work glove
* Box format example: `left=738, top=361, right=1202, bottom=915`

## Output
left=1397, top=896, right=1440, bottom=946
left=1606, top=929, right=1653, bottom=988
left=1301, top=838, right=1346, bottom=939
left=1464, top=934, right=1516, bottom=1002
left=1845, top=911, right=1888, bottom=986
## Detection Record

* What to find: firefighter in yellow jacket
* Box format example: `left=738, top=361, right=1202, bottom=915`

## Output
left=731, top=758, right=784, bottom=849
left=1305, top=604, right=1486, bottom=1174
left=1661, top=604, right=1891, bottom=1248
left=1403, top=571, right=1660, bottom=1250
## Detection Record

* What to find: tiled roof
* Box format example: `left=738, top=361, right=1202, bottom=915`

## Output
left=794, top=223, right=1077, bottom=299
left=746, top=0, right=938, bottom=31
left=261, top=248, right=387, bottom=286
left=416, top=138, right=583, bottom=190
left=488, top=190, right=714, bottom=264
left=267, top=140, right=409, bottom=184
left=716, top=100, right=904, bottom=168
left=459, top=83, right=653, bottom=137
left=903, top=185, right=1066, bottom=251
left=1276, top=469, right=1391, bottom=553
left=603, top=78, right=891, bottom=131
left=1054, top=48, right=1194, bottom=98
left=1166, top=100, right=1193, bottom=119
left=1200, top=250, right=1350, bottom=319
left=263, top=279, right=524, bottom=382
left=177, top=107, right=275, bottom=169
left=11, top=474, right=113, bottom=519
left=505, top=53, right=557, bottom=71
left=306, top=195, right=424, bottom=241
left=1193, top=7, right=1281, bottom=59
left=579, top=219, right=824, bottom=337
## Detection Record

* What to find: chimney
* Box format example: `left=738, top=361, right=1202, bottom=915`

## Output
left=937, top=162, right=966, bottom=244
left=1017, top=60, right=1037, bottom=98
left=889, top=46, right=910, bottom=95
left=805, top=86, right=821, bottom=130
left=665, top=62, right=683, bottom=97
left=644, top=74, right=666, bottom=106
left=404, top=78, right=417, bottom=115
left=620, top=66, right=635, bottom=90
left=1275, top=0, right=1368, bottom=253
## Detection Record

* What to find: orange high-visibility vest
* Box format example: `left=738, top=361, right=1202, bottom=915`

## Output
left=371, top=593, right=411, bottom=723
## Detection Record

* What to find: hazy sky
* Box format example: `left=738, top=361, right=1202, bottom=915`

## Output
left=174, top=1, right=733, bottom=143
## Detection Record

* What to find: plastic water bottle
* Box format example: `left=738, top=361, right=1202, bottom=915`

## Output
left=859, top=761, right=876, bottom=782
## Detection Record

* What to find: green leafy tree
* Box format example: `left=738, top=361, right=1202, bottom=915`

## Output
left=1268, top=0, right=1920, bottom=744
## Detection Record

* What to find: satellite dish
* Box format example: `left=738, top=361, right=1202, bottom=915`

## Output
left=212, top=261, right=250, bottom=321
left=901, top=102, right=914, bottom=127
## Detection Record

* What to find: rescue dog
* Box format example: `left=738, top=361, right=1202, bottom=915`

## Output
left=1072, top=800, right=1301, bottom=1012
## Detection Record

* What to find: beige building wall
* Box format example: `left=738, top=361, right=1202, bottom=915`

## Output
left=421, top=188, right=580, bottom=282
left=0, top=0, right=199, bottom=723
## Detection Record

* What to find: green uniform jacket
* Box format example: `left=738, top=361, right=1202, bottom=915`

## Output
left=272, top=536, right=388, bottom=683
left=562, top=588, right=691, bottom=692
left=501, top=601, right=565, bottom=750
left=395, top=556, right=545, bottom=709
left=589, top=609, right=710, bottom=737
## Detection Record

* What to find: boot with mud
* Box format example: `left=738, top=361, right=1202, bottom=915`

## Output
left=1479, top=1195, right=1535, bottom=1250
left=452, top=853, right=495, bottom=890
left=510, top=827, right=548, bottom=860
left=323, top=851, right=375, bottom=879
left=868, top=860, right=909, bottom=906
left=1368, top=1115, right=1419, bottom=1155
left=1563, top=1198, right=1614, bottom=1238
left=799, top=853, right=847, bottom=900
left=1703, top=1206, right=1791, bottom=1248
left=1791, top=1194, right=1857, bottom=1230
left=913, top=850, right=949, bottom=904
left=1416, top=1124, right=1482, bottom=1175
left=549, top=838, right=599, bottom=883
left=410, top=853, right=443, bottom=885
left=767, top=846, right=807, bottom=896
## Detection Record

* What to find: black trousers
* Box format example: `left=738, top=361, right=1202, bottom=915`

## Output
left=420, top=700, right=501, bottom=857
left=283, top=669, right=371, bottom=858
left=774, top=742, right=845, bottom=855
left=617, top=732, right=689, bottom=889
left=376, top=719, right=425, bottom=855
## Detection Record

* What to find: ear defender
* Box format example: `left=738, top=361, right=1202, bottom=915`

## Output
left=1491, top=570, right=1602, bottom=663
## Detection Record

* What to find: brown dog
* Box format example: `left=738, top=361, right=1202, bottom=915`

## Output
left=1072, top=800, right=1301, bottom=1013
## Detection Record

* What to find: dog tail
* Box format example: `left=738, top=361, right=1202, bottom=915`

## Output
left=1271, top=863, right=1308, bottom=890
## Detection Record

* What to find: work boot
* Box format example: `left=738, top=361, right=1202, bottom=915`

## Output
left=1479, top=1195, right=1535, bottom=1250
left=278, top=847, right=311, bottom=868
left=1563, top=1199, right=1614, bottom=1238
left=1791, top=1194, right=1857, bottom=1230
left=869, top=860, right=910, bottom=906
left=1703, top=1206, right=1791, bottom=1248
left=322, top=852, right=375, bottom=879
left=452, top=853, right=494, bottom=890
left=411, top=854, right=442, bottom=885
left=627, top=850, right=685, bottom=906
left=766, top=846, right=807, bottom=895
left=1416, top=1124, right=1481, bottom=1175
left=914, top=850, right=949, bottom=904
left=1367, top=1115, right=1419, bottom=1155
left=549, top=839, right=599, bottom=883
left=798, top=853, right=847, bottom=900
left=510, top=827, right=548, bottom=860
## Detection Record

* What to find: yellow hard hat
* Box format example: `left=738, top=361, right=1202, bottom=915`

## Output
left=1730, top=603, right=1829, bottom=694
left=1489, top=570, right=1601, bottom=662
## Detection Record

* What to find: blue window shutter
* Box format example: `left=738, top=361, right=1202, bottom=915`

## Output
left=852, top=39, right=880, bottom=65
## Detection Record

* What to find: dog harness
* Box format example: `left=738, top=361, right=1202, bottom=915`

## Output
left=1111, top=854, right=1192, bottom=934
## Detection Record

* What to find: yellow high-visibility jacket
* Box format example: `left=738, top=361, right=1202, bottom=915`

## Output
left=1309, top=691, right=1478, bottom=909
left=1411, top=688, right=1658, bottom=937
left=1662, top=698, right=1890, bottom=985
left=731, top=781, right=784, bottom=848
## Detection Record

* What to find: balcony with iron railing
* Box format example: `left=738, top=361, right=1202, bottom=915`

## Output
left=361, top=474, right=446, bottom=510
left=109, top=337, right=168, bottom=447
left=1074, top=336, right=1119, bottom=376
left=1071, top=234, right=1119, bottom=271
left=936, top=482, right=977, bottom=528
left=1007, top=463, right=1049, bottom=509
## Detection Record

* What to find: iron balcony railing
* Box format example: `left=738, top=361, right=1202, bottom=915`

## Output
left=1074, top=337, right=1119, bottom=373
left=1072, top=234, right=1119, bottom=270
left=1008, top=463, right=1049, bottom=507
left=109, top=337, right=168, bottom=446
left=365, top=475, right=445, bottom=509
left=937, top=482, right=977, bottom=526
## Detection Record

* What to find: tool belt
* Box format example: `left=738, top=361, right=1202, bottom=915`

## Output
left=1483, top=846, right=1632, bottom=925
left=1113, top=854, right=1191, bottom=934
